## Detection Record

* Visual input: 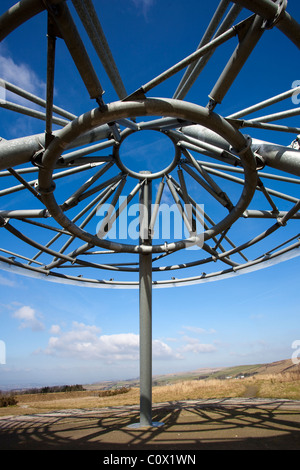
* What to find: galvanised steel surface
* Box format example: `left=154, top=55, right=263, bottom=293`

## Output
left=0, top=0, right=299, bottom=425
left=0, top=0, right=299, bottom=288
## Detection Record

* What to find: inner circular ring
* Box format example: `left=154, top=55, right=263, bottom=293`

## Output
left=113, top=128, right=181, bottom=180
left=38, top=98, right=258, bottom=254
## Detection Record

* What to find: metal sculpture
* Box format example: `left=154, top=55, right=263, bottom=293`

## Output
left=0, top=0, right=299, bottom=426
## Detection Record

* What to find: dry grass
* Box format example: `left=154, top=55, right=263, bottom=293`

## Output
left=254, top=372, right=300, bottom=400
left=1, top=372, right=299, bottom=417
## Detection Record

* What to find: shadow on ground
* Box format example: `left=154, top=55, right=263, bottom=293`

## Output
left=0, top=399, right=300, bottom=450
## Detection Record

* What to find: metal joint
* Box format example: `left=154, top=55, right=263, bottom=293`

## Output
left=31, top=147, right=45, bottom=168
left=0, top=215, right=9, bottom=227
left=36, top=181, right=56, bottom=195
left=42, top=0, right=65, bottom=17
left=96, top=96, right=108, bottom=112
left=229, top=135, right=252, bottom=157
left=261, top=0, right=288, bottom=30
left=254, top=151, right=265, bottom=170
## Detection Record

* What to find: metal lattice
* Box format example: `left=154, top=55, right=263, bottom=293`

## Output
left=0, top=0, right=299, bottom=426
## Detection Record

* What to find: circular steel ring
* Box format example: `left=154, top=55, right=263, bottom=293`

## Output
left=113, top=128, right=181, bottom=180
left=38, top=98, right=258, bottom=254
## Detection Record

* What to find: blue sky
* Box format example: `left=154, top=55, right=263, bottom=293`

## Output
left=0, top=0, right=299, bottom=390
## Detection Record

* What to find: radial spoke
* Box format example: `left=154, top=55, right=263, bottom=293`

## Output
left=230, top=119, right=300, bottom=135
left=29, top=179, right=122, bottom=265
left=0, top=100, right=69, bottom=126
left=47, top=0, right=104, bottom=103
left=207, top=14, right=264, bottom=111
left=97, top=179, right=144, bottom=239
left=174, top=2, right=242, bottom=100
left=247, top=107, right=300, bottom=124
left=227, top=86, right=300, bottom=119
left=62, top=161, right=114, bottom=209
left=0, top=163, right=107, bottom=198
left=149, top=177, right=166, bottom=236
left=169, top=175, right=248, bottom=261
left=71, top=0, right=127, bottom=99
left=0, top=79, right=76, bottom=120
left=182, top=148, right=234, bottom=210
left=0, top=0, right=299, bottom=288
left=125, top=17, right=252, bottom=100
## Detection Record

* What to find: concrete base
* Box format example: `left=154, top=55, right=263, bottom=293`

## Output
left=127, top=421, right=164, bottom=429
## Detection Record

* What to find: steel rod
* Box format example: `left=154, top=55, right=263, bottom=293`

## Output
left=248, top=107, right=300, bottom=123
left=230, top=0, right=300, bottom=49
left=174, top=0, right=231, bottom=98
left=31, top=180, right=121, bottom=265
left=227, top=86, right=300, bottom=119
left=0, top=162, right=101, bottom=197
left=138, top=173, right=153, bottom=427
left=244, top=210, right=300, bottom=219
left=181, top=125, right=300, bottom=177
left=195, top=160, right=300, bottom=184
left=0, top=0, right=46, bottom=41
left=174, top=3, right=242, bottom=100
left=196, top=163, right=299, bottom=203
left=127, top=20, right=247, bottom=99
left=45, top=15, right=57, bottom=143
left=0, top=100, right=69, bottom=127
left=0, top=79, right=77, bottom=121
left=72, top=0, right=127, bottom=99
left=208, top=14, right=264, bottom=108
left=47, top=0, right=104, bottom=101
left=0, top=125, right=112, bottom=171
left=182, top=147, right=233, bottom=210
left=169, top=175, right=248, bottom=261
left=62, top=161, right=114, bottom=209
left=231, top=119, right=300, bottom=135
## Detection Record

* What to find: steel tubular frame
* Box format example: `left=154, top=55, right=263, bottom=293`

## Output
left=0, top=0, right=300, bottom=426
left=0, top=0, right=299, bottom=288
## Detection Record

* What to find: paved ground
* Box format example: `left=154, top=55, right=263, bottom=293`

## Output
left=0, top=398, right=300, bottom=451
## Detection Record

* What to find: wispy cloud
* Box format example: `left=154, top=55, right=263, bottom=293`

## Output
left=12, top=305, right=45, bottom=332
left=0, top=44, right=46, bottom=104
left=182, top=326, right=217, bottom=335
left=0, top=274, right=16, bottom=287
left=131, top=0, right=155, bottom=19
left=178, top=326, right=217, bottom=355
left=182, top=342, right=216, bottom=354
left=43, top=321, right=180, bottom=362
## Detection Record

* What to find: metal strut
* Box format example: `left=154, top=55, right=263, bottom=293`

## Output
left=129, top=172, right=163, bottom=428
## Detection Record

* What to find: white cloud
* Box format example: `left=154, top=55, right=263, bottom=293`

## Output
left=0, top=274, right=16, bottom=287
left=43, top=321, right=180, bottom=362
left=0, top=44, right=45, bottom=104
left=131, top=0, right=155, bottom=18
left=12, top=305, right=45, bottom=331
left=183, top=343, right=216, bottom=354
left=182, top=326, right=217, bottom=335
left=49, top=324, right=61, bottom=335
left=179, top=327, right=217, bottom=355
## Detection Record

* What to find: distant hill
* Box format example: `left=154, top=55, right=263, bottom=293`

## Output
left=85, top=358, right=300, bottom=390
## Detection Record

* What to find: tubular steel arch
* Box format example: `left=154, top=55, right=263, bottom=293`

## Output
left=0, top=0, right=299, bottom=426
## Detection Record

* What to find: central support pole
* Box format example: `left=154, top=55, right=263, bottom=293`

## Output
left=129, top=171, right=163, bottom=428
left=139, top=171, right=153, bottom=426
left=139, top=248, right=153, bottom=426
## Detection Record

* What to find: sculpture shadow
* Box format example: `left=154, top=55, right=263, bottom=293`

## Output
left=0, top=399, right=299, bottom=451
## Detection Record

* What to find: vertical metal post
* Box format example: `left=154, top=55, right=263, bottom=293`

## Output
left=129, top=171, right=163, bottom=428
left=139, top=171, right=152, bottom=427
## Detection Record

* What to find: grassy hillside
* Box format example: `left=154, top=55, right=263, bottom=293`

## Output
left=84, top=359, right=299, bottom=390
left=1, top=358, right=299, bottom=417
